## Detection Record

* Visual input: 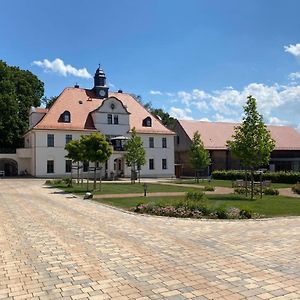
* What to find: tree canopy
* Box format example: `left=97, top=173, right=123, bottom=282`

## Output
left=227, top=95, right=275, bottom=198
left=80, top=133, right=113, bottom=189
left=0, top=60, right=44, bottom=149
left=190, top=131, right=211, bottom=182
left=124, top=128, right=146, bottom=183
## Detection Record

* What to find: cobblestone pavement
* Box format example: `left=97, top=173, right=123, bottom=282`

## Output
left=0, top=179, right=300, bottom=300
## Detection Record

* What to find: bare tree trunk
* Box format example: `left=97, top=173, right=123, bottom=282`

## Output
left=70, top=163, right=73, bottom=187
left=93, top=165, right=97, bottom=190
left=87, top=165, right=89, bottom=191
left=81, top=163, right=83, bottom=187
left=99, top=166, right=102, bottom=191
left=250, top=168, right=254, bottom=200
left=245, top=170, right=248, bottom=197
left=77, top=162, right=79, bottom=184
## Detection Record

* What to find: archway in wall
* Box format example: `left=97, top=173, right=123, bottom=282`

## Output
left=0, top=159, right=18, bottom=176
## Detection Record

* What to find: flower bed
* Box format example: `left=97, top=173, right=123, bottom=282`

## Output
left=134, top=202, right=257, bottom=219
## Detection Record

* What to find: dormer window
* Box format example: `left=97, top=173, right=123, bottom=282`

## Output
left=142, top=117, right=152, bottom=127
left=62, top=111, right=71, bottom=123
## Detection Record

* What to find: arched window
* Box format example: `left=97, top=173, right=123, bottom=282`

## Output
left=142, top=117, right=152, bottom=127
left=62, top=111, right=71, bottom=123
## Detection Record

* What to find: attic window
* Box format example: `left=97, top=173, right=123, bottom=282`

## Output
left=142, top=117, right=152, bottom=127
left=62, top=111, right=71, bottom=123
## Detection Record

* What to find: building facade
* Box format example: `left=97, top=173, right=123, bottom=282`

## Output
left=0, top=67, right=175, bottom=178
left=172, top=119, right=300, bottom=177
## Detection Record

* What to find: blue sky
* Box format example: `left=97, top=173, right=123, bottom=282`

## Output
left=1, top=0, right=300, bottom=130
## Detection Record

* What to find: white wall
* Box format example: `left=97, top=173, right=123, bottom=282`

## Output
left=92, top=97, right=130, bottom=136
left=139, top=134, right=175, bottom=177
left=34, top=130, right=88, bottom=177
left=31, top=130, right=175, bottom=178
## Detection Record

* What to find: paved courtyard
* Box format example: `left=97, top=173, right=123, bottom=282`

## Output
left=0, top=179, right=300, bottom=300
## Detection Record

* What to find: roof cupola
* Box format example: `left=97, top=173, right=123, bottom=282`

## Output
left=93, top=65, right=109, bottom=99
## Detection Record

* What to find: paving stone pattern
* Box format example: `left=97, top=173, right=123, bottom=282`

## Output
left=0, top=179, right=300, bottom=300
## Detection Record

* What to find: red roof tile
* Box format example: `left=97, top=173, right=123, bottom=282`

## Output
left=178, top=120, right=300, bottom=150
left=33, top=88, right=174, bottom=135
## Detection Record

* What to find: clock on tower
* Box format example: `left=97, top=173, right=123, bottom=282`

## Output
left=93, top=65, right=109, bottom=99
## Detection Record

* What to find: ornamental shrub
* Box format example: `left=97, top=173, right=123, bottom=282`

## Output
left=216, top=207, right=228, bottom=219
left=239, top=208, right=252, bottom=219
left=292, top=183, right=300, bottom=195
left=204, top=186, right=215, bottom=191
left=264, top=188, right=279, bottom=195
left=212, top=170, right=300, bottom=184
left=185, top=191, right=205, bottom=201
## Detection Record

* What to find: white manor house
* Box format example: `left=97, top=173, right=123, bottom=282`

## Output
left=0, top=67, right=175, bottom=178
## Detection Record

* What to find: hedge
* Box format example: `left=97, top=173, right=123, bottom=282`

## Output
left=212, top=170, right=300, bottom=184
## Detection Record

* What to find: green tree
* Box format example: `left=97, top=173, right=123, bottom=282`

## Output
left=227, top=95, right=275, bottom=199
left=0, top=60, right=44, bottom=149
left=190, top=131, right=211, bottom=183
left=124, top=128, right=146, bottom=183
left=41, top=95, right=58, bottom=109
left=80, top=133, right=112, bottom=190
left=65, top=139, right=83, bottom=185
left=151, top=108, right=176, bottom=127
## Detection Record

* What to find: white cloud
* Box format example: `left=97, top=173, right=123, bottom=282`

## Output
left=198, top=117, right=211, bottom=122
left=289, top=72, right=300, bottom=80
left=170, top=107, right=193, bottom=120
left=32, top=58, right=92, bottom=79
left=192, top=89, right=209, bottom=100
left=169, top=82, right=300, bottom=130
left=108, top=82, right=116, bottom=88
left=166, top=92, right=175, bottom=97
left=268, top=117, right=287, bottom=126
left=192, top=101, right=209, bottom=111
left=150, top=90, right=163, bottom=95
left=284, top=43, right=300, bottom=59
left=213, top=113, right=239, bottom=123
left=177, top=91, right=192, bottom=106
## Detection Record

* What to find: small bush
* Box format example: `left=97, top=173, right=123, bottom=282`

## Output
left=186, top=191, right=205, bottom=201
left=264, top=188, right=279, bottom=195
left=53, top=179, right=63, bottom=185
left=234, top=187, right=246, bottom=194
left=292, top=183, right=300, bottom=195
left=212, top=170, right=300, bottom=184
left=227, top=207, right=241, bottom=219
left=216, top=207, right=228, bottom=219
left=45, top=179, right=52, bottom=185
left=239, top=208, right=252, bottom=219
left=204, top=186, right=215, bottom=191
left=234, top=187, right=260, bottom=195
left=62, top=177, right=73, bottom=187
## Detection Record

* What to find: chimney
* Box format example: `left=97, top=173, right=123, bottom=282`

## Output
left=74, top=83, right=79, bottom=88
left=117, top=89, right=123, bottom=93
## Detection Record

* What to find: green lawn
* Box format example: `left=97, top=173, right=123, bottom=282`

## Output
left=47, top=181, right=204, bottom=195
left=168, top=179, right=293, bottom=189
left=94, top=194, right=300, bottom=217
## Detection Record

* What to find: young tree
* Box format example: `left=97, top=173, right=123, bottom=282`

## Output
left=65, top=139, right=83, bottom=185
left=80, top=133, right=112, bottom=190
left=190, top=131, right=211, bottom=183
left=227, top=95, right=275, bottom=199
left=124, top=128, right=146, bottom=183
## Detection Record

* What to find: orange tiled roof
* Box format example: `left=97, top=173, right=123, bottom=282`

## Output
left=178, top=120, right=300, bottom=150
left=31, top=107, right=48, bottom=114
left=33, top=88, right=174, bottom=135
